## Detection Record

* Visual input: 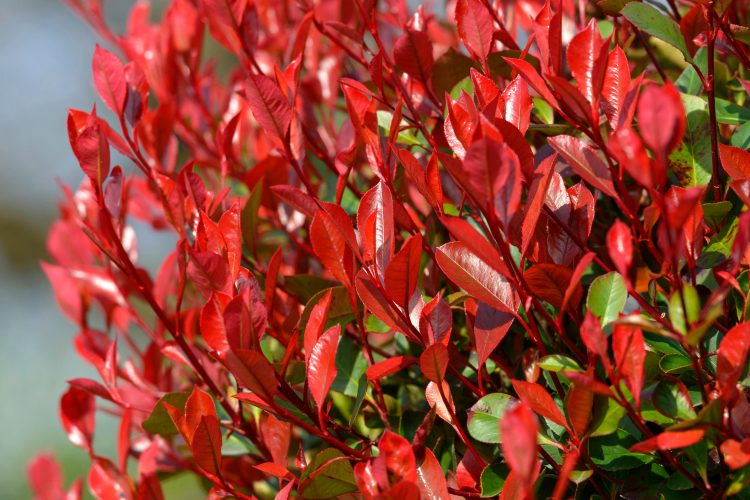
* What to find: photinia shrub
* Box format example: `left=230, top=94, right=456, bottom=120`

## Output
left=29, top=0, right=750, bottom=497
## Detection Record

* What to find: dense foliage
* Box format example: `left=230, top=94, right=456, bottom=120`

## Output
left=28, top=0, right=750, bottom=498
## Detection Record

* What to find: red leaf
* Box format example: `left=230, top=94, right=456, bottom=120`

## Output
left=384, top=234, right=423, bottom=308
left=365, top=356, right=418, bottom=381
left=566, top=378, right=594, bottom=437
left=60, top=386, right=95, bottom=453
left=393, top=29, right=434, bottom=82
left=185, top=386, right=217, bottom=443
left=358, top=182, right=395, bottom=278
left=27, top=453, right=65, bottom=500
left=501, top=403, right=539, bottom=495
left=467, top=300, right=513, bottom=368
left=71, top=110, right=110, bottom=187
left=439, top=215, right=511, bottom=278
left=548, top=135, right=616, bottom=197
left=304, top=289, right=333, bottom=364
left=260, top=414, right=292, bottom=467
left=200, top=292, right=231, bottom=357
left=218, top=203, right=242, bottom=281
left=245, top=74, right=292, bottom=147
left=191, top=415, right=223, bottom=477
left=523, top=264, right=574, bottom=309
left=607, top=221, right=633, bottom=282
left=435, top=241, right=520, bottom=314
left=88, top=458, right=130, bottom=500
left=522, top=154, right=556, bottom=256
left=511, top=380, right=568, bottom=429
left=420, top=343, right=449, bottom=383
left=581, top=311, right=611, bottom=372
left=637, top=82, right=685, bottom=159
left=92, top=45, right=126, bottom=115
left=225, top=349, right=278, bottom=404
left=188, top=250, right=232, bottom=298
left=629, top=430, right=705, bottom=453
left=719, top=144, right=750, bottom=180
left=612, top=324, right=645, bottom=408
left=561, top=252, right=595, bottom=313
left=721, top=438, right=750, bottom=470
left=504, top=57, right=559, bottom=110
left=551, top=448, right=580, bottom=500
left=455, top=0, right=493, bottom=62
left=308, top=325, right=341, bottom=412
left=717, top=323, right=750, bottom=402
left=501, top=76, right=533, bottom=135
left=415, top=448, right=450, bottom=500
left=601, top=46, right=631, bottom=128
left=566, top=20, right=607, bottom=106
left=379, top=430, right=418, bottom=484
left=310, top=209, right=354, bottom=289
left=419, top=294, right=452, bottom=346
left=356, top=268, right=414, bottom=337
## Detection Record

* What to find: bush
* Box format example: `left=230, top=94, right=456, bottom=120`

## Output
left=29, top=0, right=750, bottom=498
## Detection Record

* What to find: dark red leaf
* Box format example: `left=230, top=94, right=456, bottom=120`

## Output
left=384, top=234, right=423, bottom=308
left=245, top=74, right=292, bottom=147
left=393, top=29, right=434, bottom=82
left=420, top=343, right=449, bottom=383
left=548, top=135, right=616, bottom=197
left=191, top=415, right=223, bottom=477
left=467, top=300, right=513, bottom=368
left=304, top=289, right=333, bottom=364
left=612, top=324, right=645, bottom=408
left=415, top=447, right=450, bottom=500
left=419, top=294, right=452, bottom=346
left=523, top=264, right=575, bottom=309
left=225, top=349, right=278, bottom=404
left=717, top=323, right=750, bottom=402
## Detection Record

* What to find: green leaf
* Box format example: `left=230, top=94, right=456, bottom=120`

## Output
left=697, top=216, right=739, bottom=268
left=480, top=463, right=508, bottom=497
left=675, top=48, right=707, bottom=95
left=622, top=2, right=693, bottom=64
left=702, top=201, right=733, bottom=231
left=299, top=286, right=355, bottom=333
left=142, top=392, right=190, bottom=436
left=669, top=94, right=712, bottom=187
left=376, top=110, right=423, bottom=146
left=538, top=354, right=583, bottom=372
left=714, top=97, right=750, bottom=125
left=282, top=275, right=337, bottom=304
left=660, top=354, right=693, bottom=374
left=590, top=396, right=626, bottom=437
left=467, top=393, right=515, bottom=444
left=668, top=284, right=700, bottom=334
left=652, top=381, right=697, bottom=420
left=589, top=430, right=654, bottom=471
left=299, top=449, right=357, bottom=499
left=331, top=336, right=368, bottom=397
left=731, top=120, right=750, bottom=149
left=586, top=272, right=628, bottom=327
left=349, top=373, right=368, bottom=428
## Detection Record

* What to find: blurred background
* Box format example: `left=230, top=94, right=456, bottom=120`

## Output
left=0, top=0, right=168, bottom=497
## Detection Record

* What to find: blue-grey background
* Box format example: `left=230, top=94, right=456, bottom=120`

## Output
left=0, top=1, right=163, bottom=497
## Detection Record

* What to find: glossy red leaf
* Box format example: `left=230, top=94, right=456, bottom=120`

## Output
left=501, top=76, right=532, bottom=135
left=504, top=57, right=559, bottom=110
left=393, top=29, right=434, bottom=82
left=358, top=182, right=395, bottom=279
left=716, top=323, right=750, bottom=402
left=606, top=221, right=633, bottom=281
left=455, top=0, right=493, bottom=62
left=548, top=135, right=616, bottom=197
left=304, top=289, right=333, bottom=364
left=439, top=216, right=511, bottom=278
left=601, top=46, right=631, bottom=128
left=629, top=430, right=705, bottom=453
left=366, top=356, right=418, bottom=381
left=310, top=209, right=354, bottom=289
left=356, top=268, right=414, bottom=337
left=420, top=343, right=449, bottom=383
left=511, top=380, right=568, bottom=429
left=719, top=144, right=750, bottom=180
left=71, top=111, right=110, bottom=187
left=522, top=154, right=556, bottom=256
left=200, top=292, right=231, bottom=357
left=188, top=250, right=232, bottom=298
left=435, top=241, right=520, bottom=314
left=637, top=82, right=685, bottom=159
left=308, top=325, right=341, bottom=412
left=581, top=311, right=611, bottom=373
left=384, top=234, right=422, bottom=308
left=612, top=324, right=645, bottom=408
left=566, top=379, right=594, bottom=437
left=87, top=457, right=131, bottom=500
left=566, top=20, right=607, bottom=106
left=60, top=386, right=95, bottom=453
left=500, top=402, right=539, bottom=496
left=245, top=74, right=292, bottom=147
left=415, top=447, right=450, bottom=500
left=92, top=45, right=126, bottom=115
left=560, top=252, right=595, bottom=313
